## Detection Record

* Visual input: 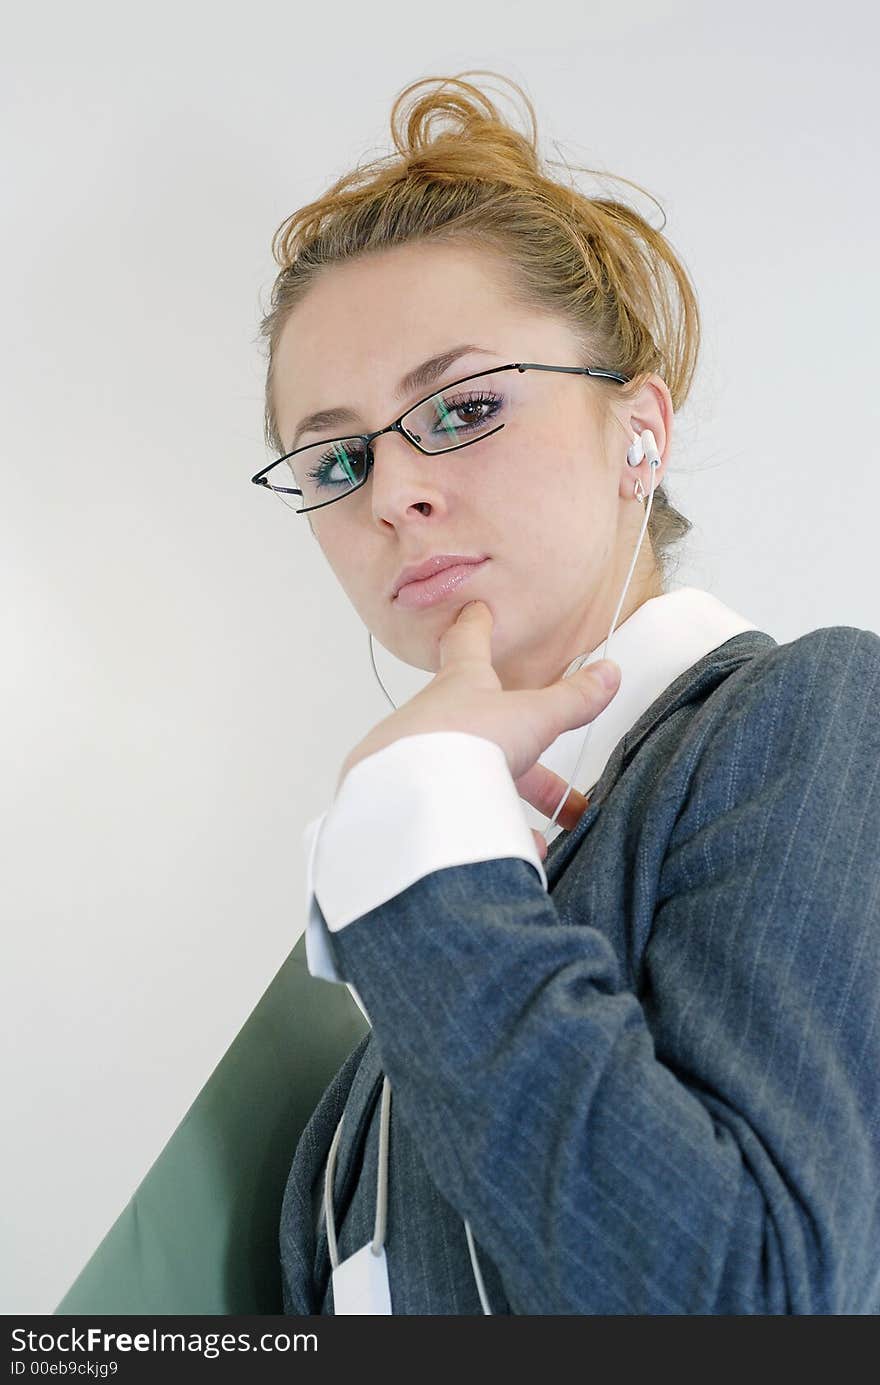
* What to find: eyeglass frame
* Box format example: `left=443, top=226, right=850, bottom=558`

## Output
left=251, top=361, right=632, bottom=515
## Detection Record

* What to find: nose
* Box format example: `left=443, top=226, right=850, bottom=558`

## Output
left=368, top=429, right=438, bottom=518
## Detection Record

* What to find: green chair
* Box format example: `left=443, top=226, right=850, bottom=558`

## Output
left=54, top=934, right=368, bottom=1314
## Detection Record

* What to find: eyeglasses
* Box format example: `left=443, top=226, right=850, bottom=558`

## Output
left=251, top=361, right=631, bottom=515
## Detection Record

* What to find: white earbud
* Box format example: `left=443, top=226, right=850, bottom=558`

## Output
left=626, top=428, right=661, bottom=469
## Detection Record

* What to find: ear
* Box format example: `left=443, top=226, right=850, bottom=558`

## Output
left=614, top=374, right=674, bottom=500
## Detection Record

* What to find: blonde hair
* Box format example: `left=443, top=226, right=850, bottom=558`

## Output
left=257, top=71, right=701, bottom=584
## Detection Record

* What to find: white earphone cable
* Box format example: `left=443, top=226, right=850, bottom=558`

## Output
left=541, top=440, right=660, bottom=839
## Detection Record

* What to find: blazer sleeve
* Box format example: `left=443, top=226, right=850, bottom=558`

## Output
left=321, top=625, right=880, bottom=1314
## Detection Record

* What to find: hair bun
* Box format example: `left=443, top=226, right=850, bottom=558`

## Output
left=390, top=70, right=541, bottom=182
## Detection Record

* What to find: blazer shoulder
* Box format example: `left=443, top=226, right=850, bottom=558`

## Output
left=780, top=622, right=879, bottom=667
left=701, top=622, right=880, bottom=771
left=729, top=622, right=880, bottom=696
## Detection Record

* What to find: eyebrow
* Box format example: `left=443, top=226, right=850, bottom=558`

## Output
left=289, top=343, right=498, bottom=449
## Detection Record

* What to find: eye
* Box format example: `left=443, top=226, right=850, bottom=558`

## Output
left=306, top=440, right=366, bottom=488
left=429, top=390, right=503, bottom=435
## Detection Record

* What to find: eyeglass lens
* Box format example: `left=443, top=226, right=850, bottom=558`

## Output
left=266, top=367, right=534, bottom=514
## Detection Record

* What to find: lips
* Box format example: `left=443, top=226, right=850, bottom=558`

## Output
left=392, top=553, right=488, bottom=599
left=393, top=558, right=490, bottom=610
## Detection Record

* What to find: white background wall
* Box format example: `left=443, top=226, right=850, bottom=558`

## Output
left=3, top=0, right=878, bottom=1314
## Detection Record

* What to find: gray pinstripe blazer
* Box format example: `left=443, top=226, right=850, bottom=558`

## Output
left=280, top=624, right=880, bottom=1314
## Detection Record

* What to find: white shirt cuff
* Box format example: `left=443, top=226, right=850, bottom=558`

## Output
left=307, top=732, right=547, bottom=939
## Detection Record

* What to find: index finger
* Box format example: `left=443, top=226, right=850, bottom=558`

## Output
left=437, top=600, right=493, bottom=667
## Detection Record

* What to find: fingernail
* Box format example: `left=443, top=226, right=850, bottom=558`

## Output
left=593, top=660, right=621, bottom=689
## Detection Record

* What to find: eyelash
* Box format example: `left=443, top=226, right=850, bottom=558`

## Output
left=431, top=390, right=502, bottom=432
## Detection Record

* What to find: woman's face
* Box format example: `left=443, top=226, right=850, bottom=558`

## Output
left=272, top=241, right=672, bottom=691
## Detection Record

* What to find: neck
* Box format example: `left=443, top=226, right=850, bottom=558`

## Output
left=498, top=547, right=663, bottom=692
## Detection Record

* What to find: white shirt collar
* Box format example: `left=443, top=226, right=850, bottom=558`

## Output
left=537, top=586, right=760, bottom=802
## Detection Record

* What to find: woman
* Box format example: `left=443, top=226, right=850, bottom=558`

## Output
left=256, top=72, right=880, bottom=1314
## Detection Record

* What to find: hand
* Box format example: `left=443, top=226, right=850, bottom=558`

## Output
left=338, top=601, right=621, bottom=859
